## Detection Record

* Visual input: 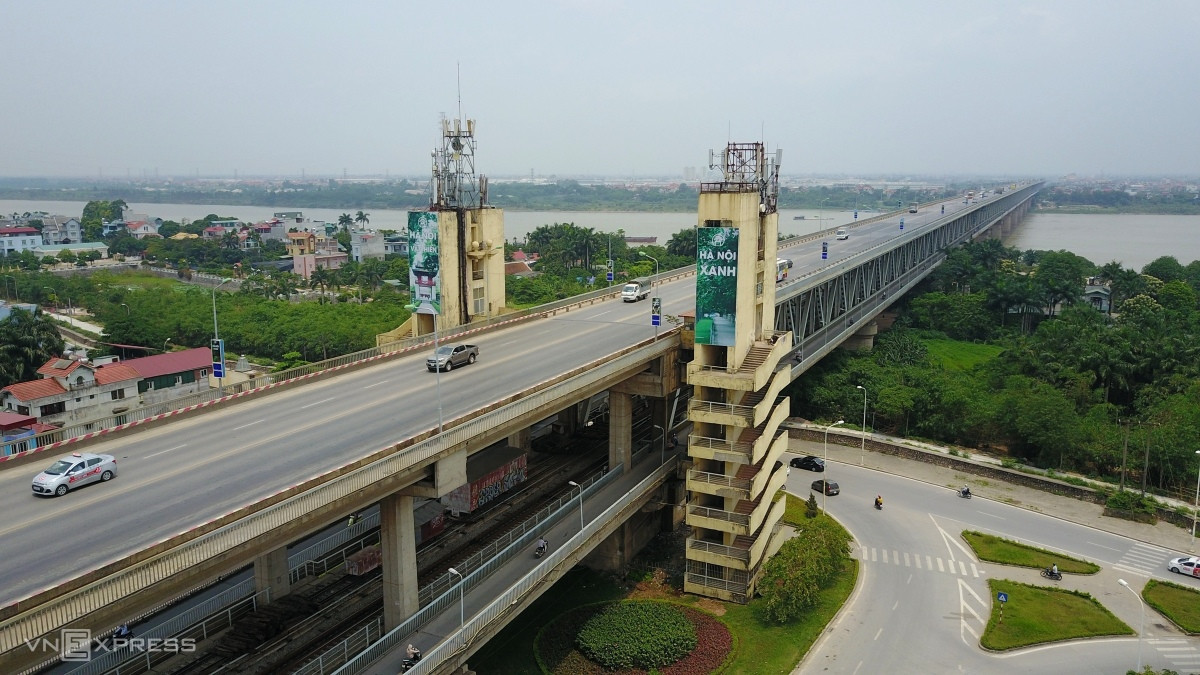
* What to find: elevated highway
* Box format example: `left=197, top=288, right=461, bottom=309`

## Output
left=0, top=183, right=1041, bottom=672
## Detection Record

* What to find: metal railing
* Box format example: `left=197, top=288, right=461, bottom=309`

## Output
left=687, top=469, right=751, bottom=491
left=686, top=538, right=751, bottom=563
left=332, top=458, right=676, bottom=675
left=294, top=465, right=622, bottom=675
left=687, top=504, right=751, bottom=527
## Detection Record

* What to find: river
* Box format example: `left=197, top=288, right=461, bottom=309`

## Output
left=3, top=199, right=1197, bottom=271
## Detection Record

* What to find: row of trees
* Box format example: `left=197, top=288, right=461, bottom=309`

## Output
left=789, top=240, right=1200, bottom=497
left=0, top=308, right=65, bottom=389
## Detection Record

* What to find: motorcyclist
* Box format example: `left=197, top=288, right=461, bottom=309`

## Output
left=536, top=537, right=548, bottom=554
left=1051, top=563, right=1059, bottom=577
left=406, top=644, right=421, bottom=660
left=961, top=485, right=971, bottom=497
left=115, top=624, right=131, bottom=639
left=874, top=495, right=883, bottom=509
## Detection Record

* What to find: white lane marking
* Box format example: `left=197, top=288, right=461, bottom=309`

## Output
left=937, top=558, right=945, bottom=572
left=1087, top=541, right=1122, bottom=552
left=364, top=380, right=389, bottom=389
left=873, top=627, right=883, bottom=641
left=300, top=397, right=336, bottom=410
left=904, top=552, right=911, bottom=567
left=232, top=419, right=265, bottom=431
left=146, top=444, right=187, bottom=458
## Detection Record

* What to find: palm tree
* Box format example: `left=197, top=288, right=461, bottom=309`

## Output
left=0, top=308, right=65, bottom=387
left=337, top=213, right=354, bottom=232
left=354, top=210, right=370, bottom=229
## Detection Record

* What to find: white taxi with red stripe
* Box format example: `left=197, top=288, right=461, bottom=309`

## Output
left=32, top=452, right=118, bottom=497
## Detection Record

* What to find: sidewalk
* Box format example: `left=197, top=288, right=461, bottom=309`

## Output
left=45, top=309, right=106, bottom=335
left=795, top=436, right=1197, bottom=640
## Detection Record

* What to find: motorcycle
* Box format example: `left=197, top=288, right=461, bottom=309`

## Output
left=873, top=499, right=883, bottom=511
left=401, top=645, right=422, bottom=672
left=534, top=542, right=548, bottom=559
left=1041, top=567, right=1062, bottom=581
left=959, top=488, right=972, bottom=499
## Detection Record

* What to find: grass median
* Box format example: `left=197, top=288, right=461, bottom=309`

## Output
left=982, top=579, right=1132, bottom=649
left=963, top=530, right=1100, bottom=574
left=1144, top=578, right=1200, bottom=633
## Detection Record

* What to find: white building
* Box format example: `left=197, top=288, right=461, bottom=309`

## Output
left=1, top=227, right=43, bottom=255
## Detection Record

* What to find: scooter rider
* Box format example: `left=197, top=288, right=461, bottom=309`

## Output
left=536, top=536, right=548, bottom=554
left=874, top=495, right=883, bottom=509
left=961, top=485, right=971, bottom=497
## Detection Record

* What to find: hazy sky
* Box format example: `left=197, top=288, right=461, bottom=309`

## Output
left=3, top=1, right=1197, bottom=179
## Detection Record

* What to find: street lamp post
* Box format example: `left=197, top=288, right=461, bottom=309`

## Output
left=447, top=567, right=464, bottom=629
left=42, top=286, right=54, bottom=309
left=823, top=420, right=845, bottom=511
left=652, top=424, right=665, bottom=465
left=1118, top=578, right=1145, bottom=670
left=638, top=251, right=660, bottom=339
left=164, top=337, right=173, bottom=353
left=1192, top=450, right=1200, bottom=551
left=212, top=278, right=233, bottom=394
left=568, top=480, right=584, bottom=531
left=856, top=386, right=868, bottom=466
left=120, top=302, right=129, bottom=316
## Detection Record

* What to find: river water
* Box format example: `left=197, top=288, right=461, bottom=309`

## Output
left=3, top=199, right=1196, bottom=271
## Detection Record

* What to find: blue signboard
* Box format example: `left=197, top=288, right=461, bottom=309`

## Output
left=213, top=362, right=226, bottom=378
left=997, top=592, right=1008, bottom=603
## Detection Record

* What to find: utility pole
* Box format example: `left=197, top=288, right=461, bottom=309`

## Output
left=1141, top=430, right=1151, bottom=499
left=1119, top=420, right=1129, bottom=491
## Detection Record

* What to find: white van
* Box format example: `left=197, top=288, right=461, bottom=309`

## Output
left=835, top=228, right=849, bottom=240
left=621, top=278, right=651, bottom=302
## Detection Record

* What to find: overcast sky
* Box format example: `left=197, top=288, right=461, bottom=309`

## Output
left=2, top=1, right=1196, bottom=179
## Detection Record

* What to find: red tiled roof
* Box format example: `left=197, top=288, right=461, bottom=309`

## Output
left=37, top=358, right=86, bottom=378
left=2, top=379, right=67, bottom=402
left=0, top=411, right=38, bottom=430
left=1, top=226, right=41, bottom=236
left=92, top=363, right=141, bottom=385
left=122, top=348, right=211, bottom=379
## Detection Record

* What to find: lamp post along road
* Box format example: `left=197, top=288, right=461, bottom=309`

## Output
left=1118, top=578, right=1145, bottom=670
left=856, top=385, right=868, bottom=465
left=823, top=420, right=845, bottom=511
left=212, top=278, right=233, bottom=395
left=1192, top=450, right=1200, bottom=551
left=638, top=251, right=660, bottom=340
left=568, top=480, right=584, bottom=531
left=448, top=567, right=464, bottom=628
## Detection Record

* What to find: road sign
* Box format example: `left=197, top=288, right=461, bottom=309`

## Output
left=651, top=315, right=660, bottom=326
left=210, top=338, right=225, bottom=378
left=997, top=592, right=1008, bottom=603
left=854, top=210, right=858, bottom=220
left=821, top=241, right=828, bottom=260
left=606, top=272, right=614, bottom=282
left=899, top=218, right=905, bottom=230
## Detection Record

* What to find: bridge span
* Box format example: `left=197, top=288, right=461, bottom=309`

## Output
left=0, top=182, right=1041, bottom=674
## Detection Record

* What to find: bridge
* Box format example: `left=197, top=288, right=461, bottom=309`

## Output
left=0, top=171, right=1041, bottom=674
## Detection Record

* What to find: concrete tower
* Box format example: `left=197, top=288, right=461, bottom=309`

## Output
left=683, top=142, right=793, bottom=603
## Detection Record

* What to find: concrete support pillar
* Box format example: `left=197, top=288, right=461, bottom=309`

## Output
left=508, top=427, right=531, bottom=452
left=608, top=389, right=633, bottom=470
left=380, top=493, right=419, bottom=630
left=252, top=546, right=290, bottom=604
left=840, top=320, right=877, bottom=351
left=650, top=396, right=667, bottom=439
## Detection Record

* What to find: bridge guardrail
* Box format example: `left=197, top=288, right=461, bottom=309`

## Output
left=8, top=266, right=696, bottom=460
left=0, top=334, right=679, bottom=655
left=332, top=457, right=677, bottom=675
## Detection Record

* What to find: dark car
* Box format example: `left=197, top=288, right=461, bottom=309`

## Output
left=790, top=455, right=825, bottom=472
left=811, top=479, right=840, bottom=496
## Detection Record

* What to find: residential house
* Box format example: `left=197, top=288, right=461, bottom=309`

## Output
left=0, top=356, right=140, bottom=426
left=1, top=226, right=43, bottom=255
left=101, top=219, right=128, bottom=237
left=1083, top=277, right=1113, bottom=313
left=39, top=216, right=83, bottom=245
left=125, top=220, right=162, bottom=239
left=122, top=348, right=212, bottom=405
left=32, top=242, right=109, bottom=260
left=350, top=230, right=386, bottom=262
left=286, top=231, right=316, bottom=256
left=0, top=411, right=56, bottom=456
left=383, top=233, right=409, bottom=257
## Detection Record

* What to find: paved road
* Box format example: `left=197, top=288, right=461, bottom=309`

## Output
left=790, top=438, right=1200, bottom=674
left=0, top=194, right=994, bottom=607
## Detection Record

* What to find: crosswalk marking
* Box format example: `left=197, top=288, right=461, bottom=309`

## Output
left=859, top=546, right=987, bottom=578
left=1115, top=541, right=1172, bottom=577
left=1150, top=638, right=1200, bottom=667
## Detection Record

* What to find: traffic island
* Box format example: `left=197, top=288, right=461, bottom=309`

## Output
left=982, top=579, right=1133, bottom=650
left=1144, top=579, right=1200, bottom=634
left=962, top=530, right=1101, bottom=574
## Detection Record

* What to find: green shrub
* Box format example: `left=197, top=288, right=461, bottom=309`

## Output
left=805, top=493, right=819, bottom=518
left=1107, top=489, right=1157, bottom=515
left=575, top=600, right=696, bottom=670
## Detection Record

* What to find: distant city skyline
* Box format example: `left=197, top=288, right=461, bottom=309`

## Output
left=2, top=1, right=1196, bottom=178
